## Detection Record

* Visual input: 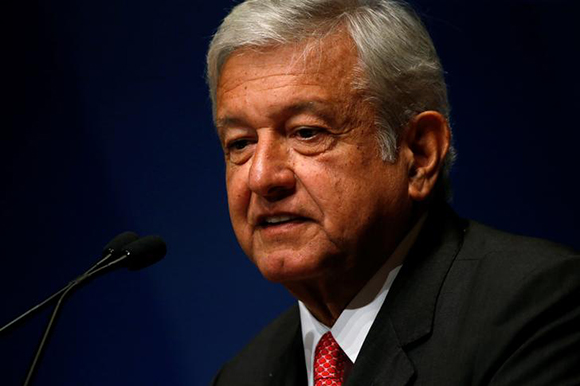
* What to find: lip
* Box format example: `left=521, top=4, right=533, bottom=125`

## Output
left=254, top=211, right=309, bottom=226
left=256, top=217, right=310, bottom=238
left=252, top=211, right=313, bottom=237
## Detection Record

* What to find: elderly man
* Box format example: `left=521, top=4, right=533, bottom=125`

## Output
left=206, top=1, right=580, bottom=385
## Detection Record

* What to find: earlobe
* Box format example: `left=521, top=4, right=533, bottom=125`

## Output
left=405, top=111, right=450, bottom=201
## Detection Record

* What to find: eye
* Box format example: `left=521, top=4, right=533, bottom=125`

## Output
left=228, top=138, right=252, bottom=151
left=295, top=127, right=321, bottom=139
left=224, top=137, right=255, bottom=165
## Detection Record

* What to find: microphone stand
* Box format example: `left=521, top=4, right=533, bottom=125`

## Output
left=0, top=253, right=115, bottom=335
left=22, top=282, right=77, bottom=386
left=0, top=234, right=165, bottom=386
left=22, top=253, right=131, bottom=386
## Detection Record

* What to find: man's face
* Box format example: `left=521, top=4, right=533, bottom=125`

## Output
left=215, top=33, right=413, bottom=285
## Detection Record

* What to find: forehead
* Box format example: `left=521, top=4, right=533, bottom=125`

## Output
left=216, top=31, right=360, bottom=105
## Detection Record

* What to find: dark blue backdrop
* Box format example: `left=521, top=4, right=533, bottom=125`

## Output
left=2, top=0, right=579, bottom=385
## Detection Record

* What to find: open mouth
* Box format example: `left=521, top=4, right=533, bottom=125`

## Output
left=260, top=215, right=307, bottom=228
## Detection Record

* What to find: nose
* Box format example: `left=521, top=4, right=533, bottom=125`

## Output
left=248, top=133, right=296, bottom=201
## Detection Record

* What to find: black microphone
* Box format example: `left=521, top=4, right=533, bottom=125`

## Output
left=79, top=235, right=167, bottom=280
left=102, top=231, right=140, bottom=260
left=19, top=234, right=167, bottom=386
left=84, top=231, right=140, bottom=275
left=123, top=235, right=167, bottom=270
left=0, top=231, right=141, bottom=334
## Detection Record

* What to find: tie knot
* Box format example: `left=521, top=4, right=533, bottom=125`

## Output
left=314, top=332, right=349, bottom=386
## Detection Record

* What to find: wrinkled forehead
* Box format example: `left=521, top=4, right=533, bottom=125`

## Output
left=216, top=30, right=360, bottom=97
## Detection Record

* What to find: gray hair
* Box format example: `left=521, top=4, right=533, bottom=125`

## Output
left=206, top=0, right=456, bottom=198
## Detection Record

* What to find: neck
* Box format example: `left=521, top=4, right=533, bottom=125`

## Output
left=286, top=207, right=427, bottom=327
left=285, top=237, right=408, bottom=327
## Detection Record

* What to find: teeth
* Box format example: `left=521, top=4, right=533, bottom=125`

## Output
left=264, top=215, right=296, bottom=224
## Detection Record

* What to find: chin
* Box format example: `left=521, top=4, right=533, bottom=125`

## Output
left=252, top=249, right=342, bottom=284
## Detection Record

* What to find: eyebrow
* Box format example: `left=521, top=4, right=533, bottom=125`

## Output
left=215, top=116, right=243, bottom=131
left=288, top=101, right=338, bottom=122
left=216, top=100, right=336, bottom=131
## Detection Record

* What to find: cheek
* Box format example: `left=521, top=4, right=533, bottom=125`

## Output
left=305, top=155, right=401, bottom=235
left=226, top=171, right=256, bottom=259
left=226, top=168, right=251, bottom=225
left=321, top=183, right=374, bottom=232
left=300, top=163, right=366, bottom=231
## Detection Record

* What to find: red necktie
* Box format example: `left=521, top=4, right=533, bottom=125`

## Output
left=314, top=331, right=349, bottom=386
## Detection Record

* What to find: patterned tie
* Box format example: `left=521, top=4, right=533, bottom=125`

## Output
left=314, top=331, right=349, bottom=386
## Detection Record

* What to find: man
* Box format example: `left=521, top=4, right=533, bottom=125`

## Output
left=206, top=1, right=580, bottom=385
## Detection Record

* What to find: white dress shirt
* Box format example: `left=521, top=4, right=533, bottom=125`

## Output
left=299, top=216, right=426, bottom=386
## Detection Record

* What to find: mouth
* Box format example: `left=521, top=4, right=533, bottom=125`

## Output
left=258, top=215, right=308, bottom=228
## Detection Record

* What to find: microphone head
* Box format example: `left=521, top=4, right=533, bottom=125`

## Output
left=122, top=235, right=167, bottom=270
left=102, top=231, right=140, bottom=257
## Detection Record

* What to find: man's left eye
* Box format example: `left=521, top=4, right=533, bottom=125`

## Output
left=295, top=127, right=320, bottom=139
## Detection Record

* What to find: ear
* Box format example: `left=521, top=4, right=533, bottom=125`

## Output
left=402, top=111, right=450, bottom=201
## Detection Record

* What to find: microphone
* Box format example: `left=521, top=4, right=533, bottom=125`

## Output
left=0, top=231, right=144, bottom=334
left=16, top=233, right=167, bottom=386
left=78, top=235, right=167, bottom=281
left=84, top=231, right=140, bottom=275
left=102, top=231, right=140, bottom=261
left=123, top=235, right=167, bottom=270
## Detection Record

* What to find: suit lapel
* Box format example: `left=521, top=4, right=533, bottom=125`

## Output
left=346, top=205, right=466, bottom=386
left=344, top=316, right=415, bottom=386
left=267, top=306, right=308, bottom=386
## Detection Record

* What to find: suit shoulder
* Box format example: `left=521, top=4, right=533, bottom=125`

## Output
left=429, top=219, right=580, bottom=385
left=450, top=219, right=580, bottom=317
left=459, top=219, right=578, bottom=266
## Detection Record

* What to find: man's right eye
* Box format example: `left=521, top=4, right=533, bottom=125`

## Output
left=229, top=139, right=251, bottom=151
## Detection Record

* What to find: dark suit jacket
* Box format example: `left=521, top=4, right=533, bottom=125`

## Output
left=213, top=205, right=580, bottom=385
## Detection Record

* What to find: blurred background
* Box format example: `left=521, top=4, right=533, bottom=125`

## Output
left=2, top=0, right=579, bottom=384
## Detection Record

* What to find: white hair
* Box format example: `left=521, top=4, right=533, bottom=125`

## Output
left=206, top=0, right=456, bottom=198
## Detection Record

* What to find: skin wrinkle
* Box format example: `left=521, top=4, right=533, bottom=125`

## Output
left=218, top=101, right=348, bottom=135
left=220, top=76, right=327, bottom=96
left=218, top=29, right=355, bottom=101
left=218, top=96, right=359, bottom=160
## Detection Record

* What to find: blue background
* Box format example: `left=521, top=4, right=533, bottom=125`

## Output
left=2, top=0, right=579, bottom=385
